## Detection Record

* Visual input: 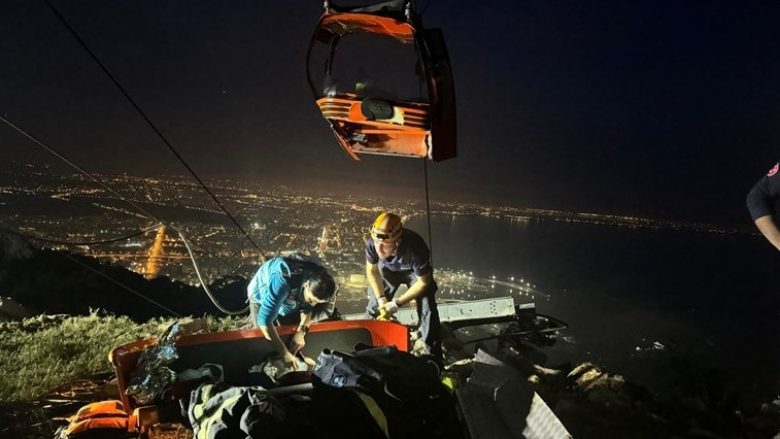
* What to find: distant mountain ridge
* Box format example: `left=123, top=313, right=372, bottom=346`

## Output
left=0, top=231, right=35, bottom=268
left=0, top=230, right=248, bottom=321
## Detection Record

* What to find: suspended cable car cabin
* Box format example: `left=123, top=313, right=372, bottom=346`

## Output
left=307, top=0, right=456, bottom=161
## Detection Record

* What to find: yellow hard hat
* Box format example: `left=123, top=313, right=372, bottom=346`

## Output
left=370, top=212, right=403, bottom=242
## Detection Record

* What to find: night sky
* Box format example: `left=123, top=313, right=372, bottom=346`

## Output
left=2, top=0, right=779, bottom=223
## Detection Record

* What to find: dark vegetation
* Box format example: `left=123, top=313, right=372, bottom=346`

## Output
left=0, top=231, right=777, bottom=438
left=0, top=230, right=248, bottom=321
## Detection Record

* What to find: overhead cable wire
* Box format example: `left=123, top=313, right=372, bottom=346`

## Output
left=175, top=229, right=247, bottom=315
left=180, top=227, right=248, bottom=276
left=0, top=116, right=247, bottom=314
left=43, top=0, right=265, bottom=261
left=0, top=116, right=184, bottom=316
left=14, top=223, right=162, bottom=246
left=414, top=37, right=434, bottom=266
left=0, top=115, right=236, bottom=274
left=423, top=146, right=434, bottom=266
left=2, top=115, right=163, bottom=222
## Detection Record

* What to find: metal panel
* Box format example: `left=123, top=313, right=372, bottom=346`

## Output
left=524, top=392, right=572, bottom=439
left=343, top=296, right=521, bottom=326
left=457, top=350, right=572, bottom=439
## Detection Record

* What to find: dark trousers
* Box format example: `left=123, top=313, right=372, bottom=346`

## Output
left=364, top=267, right=442, bottom=361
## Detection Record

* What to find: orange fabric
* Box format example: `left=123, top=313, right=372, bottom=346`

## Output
left=319, top=13, right=415, bottom=43
left=73, top=400, right=127, bottom=421
left=65, top=400, right=139, bottom=436
left=64, top=416, right=130, bottom=436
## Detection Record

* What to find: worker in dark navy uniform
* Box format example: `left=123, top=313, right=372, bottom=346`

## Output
left=364, top=212, right=442, bottom=363
left=747, top=161, right=780, bottom=251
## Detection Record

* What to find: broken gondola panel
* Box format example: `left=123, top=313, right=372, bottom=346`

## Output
left=307, top=0, right=456, bottom=161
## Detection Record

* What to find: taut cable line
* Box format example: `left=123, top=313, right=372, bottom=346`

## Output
left=14, top=223, right=163, bottom=246
left=43, top=0, right=265, bottom=262
left=0, top=115, right=248, bottom=315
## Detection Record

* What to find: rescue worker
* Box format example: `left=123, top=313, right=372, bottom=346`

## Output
left=747, top=161, right=780, bottom=251
left=364, top=212, right=442, bottom=363
left=247, top=256, right=336, bottom=367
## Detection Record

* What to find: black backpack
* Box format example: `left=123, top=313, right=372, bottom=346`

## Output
left=184, top=383, right=285, bottom=439
left=313, top=345, right=463, bottom=439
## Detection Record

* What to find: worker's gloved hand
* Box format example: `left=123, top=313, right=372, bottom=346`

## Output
left=381, top=299, right=400, bottom=316
left=377, top=296, right=388, bottom=308
left=289, top=331, right=306, bottom=354
left=282, top=351, right=300, bottom=369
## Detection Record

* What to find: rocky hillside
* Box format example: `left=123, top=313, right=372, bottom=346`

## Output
left=0, top=230, right=248, bottom=321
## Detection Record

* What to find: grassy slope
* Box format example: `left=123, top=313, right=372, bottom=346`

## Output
left=0, top=312, right=244, bottom=402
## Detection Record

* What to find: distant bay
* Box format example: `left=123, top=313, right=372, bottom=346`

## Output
left=408, top=214, right=779, bottom=404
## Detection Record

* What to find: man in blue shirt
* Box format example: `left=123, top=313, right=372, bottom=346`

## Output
left=747, top=161, right=780, bottom=251
left=247, top=256, right=336, bottom=367
left=364, top=212, right=442, bottom=363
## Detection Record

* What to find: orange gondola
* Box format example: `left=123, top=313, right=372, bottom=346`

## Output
left=109, top=320, right=410, bottom=412
left=307, top=0, right=456, bottom=161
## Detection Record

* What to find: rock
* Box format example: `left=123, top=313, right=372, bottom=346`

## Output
left=574, top=367, right=604, bottom=390
left=532, top=364, right=563, bottom=377
left=760, top=396, right=780, bottom=415
left=583, top=374, right=612, bottom=393
left=568, top=362, right=599, bottom=381
left=585, top=379, right=632, bottom=409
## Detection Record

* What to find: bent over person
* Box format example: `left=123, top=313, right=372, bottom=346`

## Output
left=364, top=212, right=442, bottom=362
left=247, top=256, right=336, bottom=367
left=747, top=161, right=780, bottom=251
